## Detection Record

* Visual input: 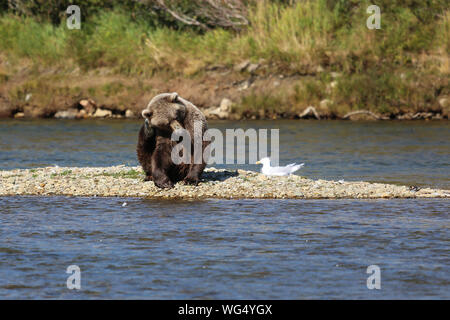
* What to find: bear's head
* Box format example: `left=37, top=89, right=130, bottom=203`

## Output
left=142, top=92, right=186, bottom=131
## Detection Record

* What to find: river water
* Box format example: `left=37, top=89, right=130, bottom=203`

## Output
left=0, top=119, right=449, bottom=299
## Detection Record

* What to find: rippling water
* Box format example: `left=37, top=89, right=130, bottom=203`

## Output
left=0, top=119, right=449, bottom=299
left=0, top=197, right=448, bottom=299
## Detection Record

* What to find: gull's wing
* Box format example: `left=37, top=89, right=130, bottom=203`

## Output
left=266, top=165, right=297, bottom=176
left=262, top=162, right=305, bottom=176
left=289, top=163, right=304, bottom=173
left=285, top=163, right=297, bottom=167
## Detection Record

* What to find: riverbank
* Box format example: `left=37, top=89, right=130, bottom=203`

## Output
left=1, top=70, right=449, bottom=121
left=1, top=166, right=449, bottom=199
left=0, top=2, right=449, bottom=121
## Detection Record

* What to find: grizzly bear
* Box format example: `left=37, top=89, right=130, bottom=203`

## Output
left=136, top=92, right=209, bottom=189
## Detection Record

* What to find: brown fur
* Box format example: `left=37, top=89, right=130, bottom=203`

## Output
left=137, top=93, right=209, bottom=188
left=136, top=119, right=156, bottom=181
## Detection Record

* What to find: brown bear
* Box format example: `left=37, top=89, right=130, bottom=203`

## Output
left=136, top=92, right=209, bottom=189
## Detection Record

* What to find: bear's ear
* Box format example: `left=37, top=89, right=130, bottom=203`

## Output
left=142, top=109, right=152, bottom=119
left=170, top=92, right=179, bottom=102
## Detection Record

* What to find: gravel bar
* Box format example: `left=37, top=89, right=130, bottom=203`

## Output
left=1, top=166, right=449, bottom=199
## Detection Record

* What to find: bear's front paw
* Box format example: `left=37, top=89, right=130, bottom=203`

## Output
left=183, top=176, right=199, bottom=186
left=144, top=175, right=152, bottom=182
left=154, top=180, right=174, bottom=189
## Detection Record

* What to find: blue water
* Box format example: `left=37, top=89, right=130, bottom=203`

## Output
left=0, top=197, right=448, bottom=299
left=0, top=120, right=449, bottom=299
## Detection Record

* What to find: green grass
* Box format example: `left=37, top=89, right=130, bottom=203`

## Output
left=1, top=1, right=446, bottom=75
left=60, top=170, right=72, bottom=176
left=98, top=169, right=143, bottom=179
left=0, top=15, right=67, bottom=62
left=50, top=170, right=72, bottom=178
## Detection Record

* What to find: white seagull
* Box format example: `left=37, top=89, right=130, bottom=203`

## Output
left=255, top=157, right=304, bottom=176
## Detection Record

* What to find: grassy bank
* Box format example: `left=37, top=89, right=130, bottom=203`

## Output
left=0, top=0, right=449, bottom=119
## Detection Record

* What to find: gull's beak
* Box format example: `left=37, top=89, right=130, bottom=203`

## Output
left=255, top=160, right=261, bottom=164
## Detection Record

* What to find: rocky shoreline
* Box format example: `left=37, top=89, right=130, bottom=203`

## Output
left=1, top=62, right=449, bottom=122
left=1, top=166, right=449, bottom=199
left=4, top=96, right=449, bottom=122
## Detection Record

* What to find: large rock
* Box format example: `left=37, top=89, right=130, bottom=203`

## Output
left=77, top=109, right=87, bottom=119
left=54, top=108, right=79, bottom=119
left=93, top=108, right=112, bottom=118
left=234, top=60, right=250, bottom=72
left=247, top=63, right=259, bottom=73
left=204, top=98, right=232, bottom=120
left=79, top=99, right=96, bottom=115
left=219, top=98, right=232, bottom=112
left=125, top=109, right=135, bottom=118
